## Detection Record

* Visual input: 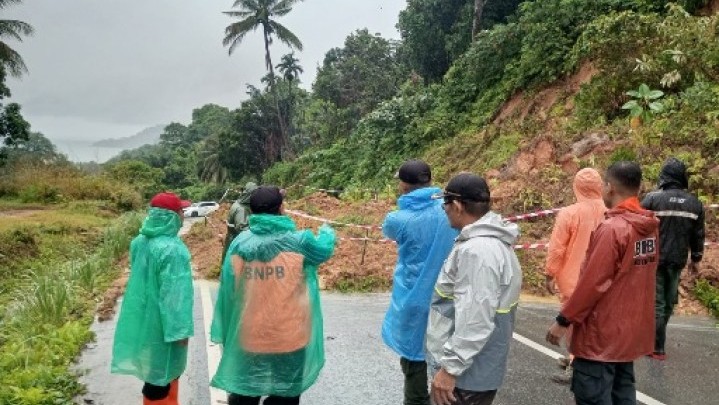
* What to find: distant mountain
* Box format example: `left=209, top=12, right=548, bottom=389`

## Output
left=92, top=124, right=165, bottom=148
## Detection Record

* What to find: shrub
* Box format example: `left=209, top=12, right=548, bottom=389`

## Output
left=111, top=188, right=144, bottom=212
left=0, top=228, right=39, bottom=270
left=695, top=279, right=719, bottom=319
left=609, top=146, right=638, bottom=163
left=18, top=182, right=60, bottom=204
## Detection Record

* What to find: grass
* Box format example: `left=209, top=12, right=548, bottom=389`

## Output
left=694, top=280, right=719, bottom=321
left=0, top=200, right=142, bottom=405
left=334, top=275, right=392, bottom=293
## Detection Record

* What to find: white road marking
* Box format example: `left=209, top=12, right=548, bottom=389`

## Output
left=668, top=323, right=718, bottom=332
left=199, top=280, right=225, bottom=404
left=512, top=333, right=667, bottom=405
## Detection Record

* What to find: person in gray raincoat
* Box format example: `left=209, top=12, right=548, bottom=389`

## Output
left=426, top=173, right=522, bottom=405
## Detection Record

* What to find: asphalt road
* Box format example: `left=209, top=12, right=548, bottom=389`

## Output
left=76, top=284, right=719, bottom=405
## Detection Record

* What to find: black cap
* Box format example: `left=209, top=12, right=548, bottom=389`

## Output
left=396, top=159, right=432, bottom=185
left=435, top=173, right=491, bottom=202
left=250, top=186, right=283, bottom=214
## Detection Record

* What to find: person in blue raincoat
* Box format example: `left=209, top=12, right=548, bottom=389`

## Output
left=382, top=160, right=458, bottom=405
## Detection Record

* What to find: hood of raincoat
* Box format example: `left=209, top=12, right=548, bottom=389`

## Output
left=248, top=214, right=296, bottom=234
left=398, top=187, right=442, bottom=211
left=573, top=168, right=603, bottom=202
left=457, top=212, right=520, bottom=245
left=658, top=157, right=688, bottom=190
left=240, top=214, right=298, bottom=262
left=140, top=207, right=182, bottom=238
left=607, top=207, right=658, bottom=237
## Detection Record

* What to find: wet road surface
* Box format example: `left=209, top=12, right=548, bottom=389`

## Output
left=77, top=282, right=718, bottom=405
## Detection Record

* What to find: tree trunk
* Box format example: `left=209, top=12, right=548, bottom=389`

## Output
left=472, top=0, right=488, bottom=41
left=263, top=25, right=290, bottom=159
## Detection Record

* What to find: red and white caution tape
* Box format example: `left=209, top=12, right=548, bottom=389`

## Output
left=340, top=237, right=396, bottom=244
left=338, top=236, right=551, bottom=250
left=513, top=242, right=550, bottom=250
left=505, top=209, right=562, bottom=222
left=285, top=209, right=382, bottom=231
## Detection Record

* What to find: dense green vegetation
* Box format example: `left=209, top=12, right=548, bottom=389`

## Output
left=0, top=205, right=141, bottom=404
left=0, top=1, right=718, bottom=400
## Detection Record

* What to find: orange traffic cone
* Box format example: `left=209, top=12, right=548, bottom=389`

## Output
left=143, top=380, right=179, bottom=405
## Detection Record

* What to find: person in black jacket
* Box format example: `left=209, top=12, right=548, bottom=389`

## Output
left=641, top=157, right=705, bottom=360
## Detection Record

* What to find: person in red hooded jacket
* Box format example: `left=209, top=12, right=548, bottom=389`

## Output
left=546, top=161, right=659, bottom=405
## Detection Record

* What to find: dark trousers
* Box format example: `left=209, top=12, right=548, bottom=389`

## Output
left=453, top=389, right=497, bottom=405
left=571, top=358, right=636, bottom=405
left=228, top=394, right=300, bottom=405
left=400, top=358, right=430, bottom=405
left=142, top=382, right=171, bottom=401
left=655, top=263, right=682, bottom=352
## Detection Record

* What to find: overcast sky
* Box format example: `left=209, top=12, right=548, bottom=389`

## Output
left=5, top=0, right=406, bottom=143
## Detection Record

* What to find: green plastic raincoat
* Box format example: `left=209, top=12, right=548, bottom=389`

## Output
left=111, top=207, right=194, bottom=386
left=210, top=214, right=336, bottom=397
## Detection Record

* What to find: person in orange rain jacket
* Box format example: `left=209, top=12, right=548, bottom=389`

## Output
left=544, top=168, right=606, bottom=384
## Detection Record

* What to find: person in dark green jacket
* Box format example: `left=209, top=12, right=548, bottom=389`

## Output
left=111, top=192, right=194, bottom=405
left=222, top=182, right=258, bottom=261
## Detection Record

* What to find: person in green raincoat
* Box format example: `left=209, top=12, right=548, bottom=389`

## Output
left=111, top=192, right=195, bottom=405
left=210, top=186, right=336, bottom=405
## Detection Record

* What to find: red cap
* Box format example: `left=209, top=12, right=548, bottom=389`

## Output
left=150, top=192, right=191, bottom=213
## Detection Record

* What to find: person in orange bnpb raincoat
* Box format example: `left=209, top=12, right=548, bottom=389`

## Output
left=544, top=168, right=606, bottom=383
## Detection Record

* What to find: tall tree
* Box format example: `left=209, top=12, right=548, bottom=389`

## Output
left=313, top=29, right=405, bottom=119
left=222, top=0, right=304, bottom=156
left=398, top=0, right=524, bottom=82
left=277, top=53, right=303, bottom=136
left=277, top=52, right=303, bottom=83
left=0, top=0, right=32, bottom=164
left=472, top=0, right=488, bottom=40
left=0, top=0, right=33, bottom=77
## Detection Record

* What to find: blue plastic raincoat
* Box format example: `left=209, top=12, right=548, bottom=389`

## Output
left=382, top=187, right=458, bottom=361
left=210, top=214, right=336, bottom=397
left=111, top=208, right=194, bottom=386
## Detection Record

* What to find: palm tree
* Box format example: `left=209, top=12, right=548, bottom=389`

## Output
left=222, top=0, right=304, bottom=156
left=276, top=53, right=302, bottom=139
left=0, top=0, right=34, bottom=78
left=198, top=135, right=230, bottom=184
left=277, top=52, right=303, bottom=83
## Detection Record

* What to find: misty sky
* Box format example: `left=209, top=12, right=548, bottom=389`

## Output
left=5, top=0, right=406, bottom=143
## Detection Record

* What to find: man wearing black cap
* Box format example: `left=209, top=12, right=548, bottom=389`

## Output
left=210, top=186, right=336, bottom=405
left=381, top=160, right=458, bottom=405
left=426, top=173, right=522, bottom=405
